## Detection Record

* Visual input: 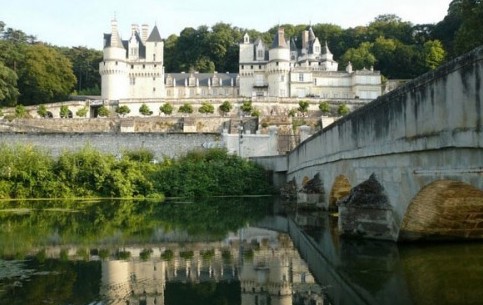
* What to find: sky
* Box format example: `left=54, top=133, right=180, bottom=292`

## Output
left=1, top=0, right=452, bottom=50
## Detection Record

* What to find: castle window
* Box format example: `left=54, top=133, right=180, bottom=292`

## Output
left=299, top=73, right=304, bottom=82
left=153, top=77, right=156, bottom=81
left=257, top=49, right=263, bottom=58
left=153, top=54, right=156, bottom=61
left=153, top=87, right=156, bottom=92
left=276, top=62, right=279, bottom=66
left=314, top=79, right=317, bottom=85
left=115, top=61, right=118, bottom=65
left=315, top=46, right=320, bottom=53
left=131, top=65, right=134, bottom=69
left=281, top=75, right=285, bottom=82
left=250, top=65, right=253, bottom=69
left=143, top=64, right=145, bottom=69
left=154, top=64, right=157, bottom=68
left=130, top=77, right=136, bottom=85
left=259, top=65, right=262, bottom=69
left=241, top=65, right=244, bottom=69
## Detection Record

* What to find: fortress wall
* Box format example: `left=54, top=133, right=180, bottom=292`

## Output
left=0, top=132, right=221, bottom=161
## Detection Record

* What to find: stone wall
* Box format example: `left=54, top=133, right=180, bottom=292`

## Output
left=0, top=132, right=221, bottom=161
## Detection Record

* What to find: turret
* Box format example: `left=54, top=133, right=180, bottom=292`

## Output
left=269, top=28, right=290, bottom=62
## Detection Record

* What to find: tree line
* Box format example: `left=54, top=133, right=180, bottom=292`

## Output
left=0, top=0, right=481, bottom=107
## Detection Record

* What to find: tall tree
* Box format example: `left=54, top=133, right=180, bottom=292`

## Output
left=18, top=44, right=76, bottom=105
left=454, top=0, right=483, bottom=54
left=0, top=61, right=19, bottom=106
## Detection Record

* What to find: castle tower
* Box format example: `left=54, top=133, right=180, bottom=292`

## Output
left=100, top=18, right=129, bottom=100
left=267, top=28, right=290, bottom=97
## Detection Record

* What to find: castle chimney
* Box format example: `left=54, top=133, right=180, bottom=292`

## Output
left=131, top=24, right=139, bottom=36
left=142, top=24, right=149, bottom=42
left=302, top=30, right=309, bottom=50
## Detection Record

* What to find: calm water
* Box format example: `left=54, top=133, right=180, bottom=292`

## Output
left=0, top=198, right=482, bottom=305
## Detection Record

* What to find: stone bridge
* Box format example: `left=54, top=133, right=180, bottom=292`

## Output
left=254, top=46, right=483, bottom=241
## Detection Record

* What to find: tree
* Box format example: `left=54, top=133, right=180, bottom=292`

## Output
left=240, top=100, right=252, bottom=115
left=251, top=108, right=261, bottom=117
left=59, top=46, right=102, bottom=94
left=160, top=103, right=173, bottom=115
left=219, top=100, right=232, bottom=116
left=422, top=40, right=446, bottom=70
left=298, top=100, right=310, bottom=115
left=198, top=101, right=214, bottom=114
left=37, top=104, right=47, bottom=118
left=340, top=42, right=376, bottom=70
left=59, top=105, right=70, bottom=118
left=0, top=61, right=19, bottom=106
left=337, top=104, right=350, bottom=116
left=178, top=103, right=193, bottom=114
left=116, top=105, right=131, bottom=117
left=139, top=104, right=152, bottom=116
left=454, top=0, right=483, bottom=54
left=97, top=105, right=110, bottom=117
left=18, top=44, right=76, bottom=105
left=76, top=106, right=88, bottom=117
left=319, top=101, right=330, bottom=114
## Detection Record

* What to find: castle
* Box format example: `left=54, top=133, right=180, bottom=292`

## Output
left=99, top=20, right=382, bottom=102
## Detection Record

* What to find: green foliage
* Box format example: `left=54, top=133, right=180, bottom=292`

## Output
left=139, top=103, right=153, bottom=116
left=453, top=0, right=483, bottom=55
left=0, top=61, right=19, bottom=106
left=240, top=100, right=252, bottom=114
left=298, top=100, right=310, bottom=114
left=59, top=105, right=70, bottom=118
left=219, top=100, right=232, bottom=115
left=178, top=103, right=193, bottom=114
left=97, top=105, right=110, bottom=117
left=180, top=250, right=194, bottom=260
left=76, top=106, right=88, bottom=118
left=151, top=148, right=273, bottom=198
left=423, top=40, right=446, bottom=70
left=337, top=104, right=350, bottom=116
left=251, top=108, right=261, bottom=117
left=18, top=44, right=76, bottom=105
left=116, top=105, right=131, bottom=117
left=37, top=104, right=47, bottom=118
left=160, top=102, right=173, bottom=115
left=59, top=46, right=102, bottom=94
left=341, top=42, right=376, bottom=70
left=198, top=101, right=214, bottom=114
left=140, top=248, right=153, bottom=261
left=319, top=101, right=330, bottom=114
left=161, top=249, right=174, bottom=261
left=123, top=148, right=154, bottom=163
left=15, top=104, right=27, bottom=118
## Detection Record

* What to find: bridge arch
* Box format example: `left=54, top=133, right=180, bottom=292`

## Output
left=399, top=180, right=483, bottom=241
left=328, top=175, right=351, bottom=210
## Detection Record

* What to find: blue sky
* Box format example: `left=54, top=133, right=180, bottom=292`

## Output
left=2, top=0, right=452, bottom=49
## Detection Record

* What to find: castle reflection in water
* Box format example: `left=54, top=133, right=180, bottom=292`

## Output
left=90, top=227, right=327, bottom=305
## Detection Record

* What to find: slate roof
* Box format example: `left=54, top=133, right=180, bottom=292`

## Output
left=271, top=30, right=288, bottom=49
left=147, top=25, right=162, bottom=42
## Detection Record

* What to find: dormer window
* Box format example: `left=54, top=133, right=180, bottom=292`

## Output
left=315, top=46, right=320, bottom=53
left=257, top=49, right=264, bottom=58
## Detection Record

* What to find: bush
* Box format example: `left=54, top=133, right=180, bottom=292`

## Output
left=198, top=102, right=214, bottom=114
left=338, top=104, right=350, bottom=116
left=37, top=105, right=48, bottom=118
left=219, top=101, right=232, bottom=115
left=240, top=100, right=252, bottom=114
left=178, top=103, right=193, bottom=114
left=97, top=105, right=110, bottom=117
left=60, top=105, right=70, bottom=118
left=139, top=104, right=153, bottom=116
left=160, top=103, right=173, bottom=115
left=116, top=105, right=131, bottom=117
left=319, top=101, right=330, bottom=114
left=15, top=105, right=27, bottom=118
left=251, top=109, right=261, bottom=117
left=76, top=106, right=88, bottom=117
left=298, top=100, right=310, bottom=114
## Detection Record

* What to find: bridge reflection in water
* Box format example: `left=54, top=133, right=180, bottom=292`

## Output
left=257, top=211, right=483, bottom=305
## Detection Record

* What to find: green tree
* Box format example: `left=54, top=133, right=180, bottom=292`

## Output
left=454, top=0, right=483, bottom=54
left=340, top=42, right=376, bottom=70
left=338, top=104, right=350, bottom=116
left=76, top=106, right=88, bottom=117
left=139, top=103, right=153, bottom=116
left=319, top=101, right=330, bottom=114
left=198, top=102, right=214, bottom=114
left=0, top=61, right=19, bottom=106
left=251, top=108, right=261, bottom=117
left=97, top=105, right=110, bottom=117
left=240, top=100, right=252, bottom=115
left=422, top=40, right=446, bottom=70
left=178, top=103, right=193, bottom=114
left=18, top=44, right=76, bottom=105
left=160, top=103, right=173, bottom=115
left=298, top=100, right=310, bottom=115
left=37, top=104, right=47, bottom=118
left=219, top=100, right=232, bottom=116
left=59, top=46, right=102, bottom=94
left=59, top=105, right=70, bottom=118
left=116, top=105, right=131, bottom=117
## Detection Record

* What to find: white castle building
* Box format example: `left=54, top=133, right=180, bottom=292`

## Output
left=239, top=27, right=382, bottom=99
left=100, top=20, right=381, bottom=102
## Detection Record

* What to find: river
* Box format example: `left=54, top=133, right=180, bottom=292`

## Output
left=0, top=198, right=482, bottom=305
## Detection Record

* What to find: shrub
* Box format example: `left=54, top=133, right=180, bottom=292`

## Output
left=15, top=105, right=27, bottom=118
left=116, top=105, right=131, bottom=117
left=37, top=105, right=48, bottom=118
left=139, top=104, right=153, bottom=116
left=319, top=101, right=330, bottom=114
left=219, top=100, right=232, bottom=115
left=76, top=106, right=88, bottom=118
left=251, top=108, right=261, bottom=117
left=198, top=102, right=214, bottom=114
left=298, top=100, right=310, bottom=114
left=240, top=100, right=252, bottom=114
left=97, top=105, right=110, bottom=117
left=160, top=103, right=173, bottom=115
left=178, top=103, right=193, bottom=114
left=59, top=105, right=70, bottom=118
left=338, top=104, right=350, bottom=116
